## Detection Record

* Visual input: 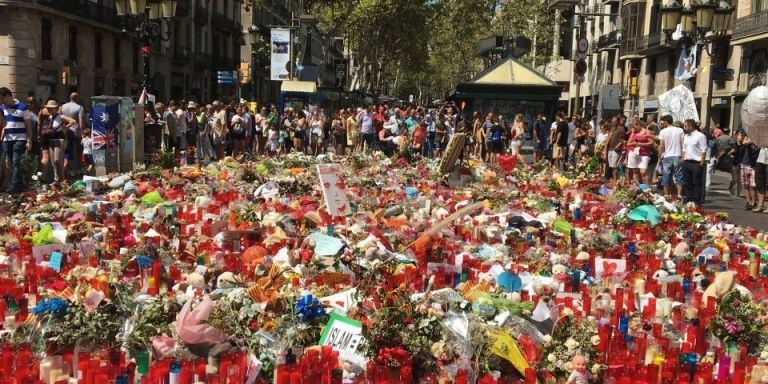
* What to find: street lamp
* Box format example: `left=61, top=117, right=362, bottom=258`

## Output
left=116, top=0, right=178, bottom=89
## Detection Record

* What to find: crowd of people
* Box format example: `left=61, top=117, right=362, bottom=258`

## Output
left=0, top=84, right=764, bottom=213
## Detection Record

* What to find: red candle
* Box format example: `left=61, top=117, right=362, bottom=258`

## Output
left=615, top=287, right=624, bottom=314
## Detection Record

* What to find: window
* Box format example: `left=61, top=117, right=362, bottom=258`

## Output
left=647, top=57, right=657, bottom=95
left=68, top=26, right=78, bottom=63
left=650, top=0, right=661, bottom=34
left=114, top=38, right=121, bottom=71
left=132, top=42, right=140, bottom=75
left=754, top=0, right=768, bottom=12
left=95, top=34, right=103, bottom=69
left=113, top=79, right=126, bottom=96
left=95, top=76, right=104, bottom=96
left=41, top=19, right=52, bottom=60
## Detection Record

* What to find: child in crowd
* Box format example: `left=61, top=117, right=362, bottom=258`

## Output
left=267, top=122, right=279, bottom=156
left=278, top=125, right=288, bottom=155
left=81, top=129, right=94, bottom=175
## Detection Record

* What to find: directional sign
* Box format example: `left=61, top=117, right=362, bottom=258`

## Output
left=713, top=68, right=734, bottom=81
left=574, top=59, right=587, bottom=76
left=217, top=70, right=237, bottom=85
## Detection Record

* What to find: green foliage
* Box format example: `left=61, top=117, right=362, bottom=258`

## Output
left=306, top=0, right=554, bottom=101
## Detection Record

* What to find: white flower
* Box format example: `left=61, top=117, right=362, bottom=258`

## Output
left=31, top=175, right=38, bottom=181
left=547, top=353, right=557, bottom=363
left=543, top=335, right=553, bottom=345
left=761, top=351, right=768, bottom=361
left=36, top=172, right=42, bottom=176
left=591, top=335, right=601, bottom=346
left=562, top=308, right=575, bottom=317
left=564, top=362, right=574, bottom=372
left=565, top=338, right=579, bottom=351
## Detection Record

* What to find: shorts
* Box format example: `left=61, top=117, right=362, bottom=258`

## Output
left=756, top=163, right=768, bottom=190
left=741, top=164, right=756, bottom=188
left=607, top=150, right=621, bottom=168
left=230, top=130, right=245, bottom=140
left=553, top=145, right=566, bottom=159
left=661, top=156, right=684, bottom=186
left=491, top=140, right=504, bottom=153
left=534, top=140, right=548, bottom=153
left=627, top=151, right=650, bottom=169
left=64, top=130, right=79, bottom=160
left=39, top=132, right=65, bottom=150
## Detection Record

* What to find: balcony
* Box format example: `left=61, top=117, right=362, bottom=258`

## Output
left=193, top=52, right=211, bottom=67
left=636, top=32, right=674, bottom=55
left=733, top=10, right=768, bottom=41
left=173, top=46, right=190, bottom=64
left=619, top=37, right=640, bottom=58
left=37, top=0, right=115, bottom=25
left=176, top=0, right=190, bottom=17
left=597, top=30, right=621, bottom=50
left=194, top=5, right=208, bottom=25
left=212, top=12, right=238, bottom=33
left=547, top=0, right=579, bottom=10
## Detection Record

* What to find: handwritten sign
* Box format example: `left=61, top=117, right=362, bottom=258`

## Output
left=318, top=312, right=365, bottom=362
left=594, top=257, right=627, bottom=280
left=316, top=164, right=350, bottom=217
left=488, top=329, right=530, bottom=375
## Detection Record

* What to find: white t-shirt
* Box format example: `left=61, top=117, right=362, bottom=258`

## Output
left=757, top=148, right=768, bottom=165
left=254, top=113, right=264, bottom=132
left=659, top=126, right=685, bottom=158
left=596, top=131, right=608, bottom=145
left=81, top=136, right=93, bottom=155
left=175, top=110, right=188, bottom=135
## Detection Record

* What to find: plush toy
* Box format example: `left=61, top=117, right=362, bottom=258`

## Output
left=566, top=354, right=591, bottom=384
left=673, top=241, right=691, bottom=259
left=702, top=271, right=736, bottom=304
left=216, top=271, right=242, bottom=290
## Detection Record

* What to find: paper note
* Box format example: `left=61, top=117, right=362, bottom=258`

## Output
left=316, top=164, right=350, bottom=216
left=49, top=252, right=63, bottom=272
left=594, top=257, right=627, bottom=280
left=312, top=232, right=345, bottom=256
left=319, top=312, right=365, bottom=362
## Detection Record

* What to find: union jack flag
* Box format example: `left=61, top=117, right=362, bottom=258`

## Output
left=92, top=102, right=119, bottom=150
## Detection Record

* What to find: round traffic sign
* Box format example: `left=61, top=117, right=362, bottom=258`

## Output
left=578, top=38, right=589, bottom=53
left=574, top=59, right=587, bottom=76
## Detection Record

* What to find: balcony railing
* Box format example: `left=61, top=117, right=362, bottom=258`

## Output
left=194, top=5, right=208, bottom=24
left=173, top=46, right=190, bottom=64
left=597, top=30, right=621, bottom=50
left=547, top=0, right=579, bottom=10
left=37, top=0, right=115, bottom=25
left=619, top=37, right=640, bottom=57
left=176, top=0, right=190, bottom=17
left=733, top=10, right=768, bottom=40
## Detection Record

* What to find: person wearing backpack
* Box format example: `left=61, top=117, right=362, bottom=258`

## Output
left=38, top=100, right=75, bottom=186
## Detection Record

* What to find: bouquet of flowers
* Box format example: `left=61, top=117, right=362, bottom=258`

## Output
left=710, top=291, right=768, bottom=353
left=540, top=309, right=604, bottom=379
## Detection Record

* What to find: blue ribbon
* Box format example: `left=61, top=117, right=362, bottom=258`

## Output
left=137, top=255, right=153, bottom=268
left=33, top=297, right=69, bottom=316
left=295, top=294, right=325, bottom=322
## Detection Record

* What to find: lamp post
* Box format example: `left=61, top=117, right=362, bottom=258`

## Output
left=116, top=0, right=178, bottom=90
left=660, top=0, right=734, bottom=127
left=661, top=0, right=734, bottom=203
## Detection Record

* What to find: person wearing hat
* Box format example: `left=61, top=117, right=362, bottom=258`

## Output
left=38, top=100, right=75, bottom=186
left=658, top=115, right=685, bottom=199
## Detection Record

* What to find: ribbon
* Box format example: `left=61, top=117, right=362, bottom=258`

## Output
left=295, top=294, right=326, bottom=322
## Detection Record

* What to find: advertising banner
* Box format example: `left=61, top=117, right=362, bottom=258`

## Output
left=270, top=28, right=291, bottom=81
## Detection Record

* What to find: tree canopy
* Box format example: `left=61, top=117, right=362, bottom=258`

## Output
left=306, top=0, right=555, bottom=103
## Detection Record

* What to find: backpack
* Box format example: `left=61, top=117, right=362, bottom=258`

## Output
left=491, top=127, right=502, bottom=142
left=40, top=113, right=62, bottom=135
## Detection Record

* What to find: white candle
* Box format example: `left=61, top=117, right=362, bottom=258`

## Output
left=635, top=279, right=646, bottom=295
left=47, top=368, right=62, bottom=384
left=4, top=315, right=15, bottom=330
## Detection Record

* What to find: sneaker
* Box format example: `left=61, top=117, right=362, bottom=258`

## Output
left=746, top=203, right=754, bottom=210
left=754, top=205, right=764, bottom=212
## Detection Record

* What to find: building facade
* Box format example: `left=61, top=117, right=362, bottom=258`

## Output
left=0, top=0, right=241, bottom=106
left=548, top=0, right=757, bottom=131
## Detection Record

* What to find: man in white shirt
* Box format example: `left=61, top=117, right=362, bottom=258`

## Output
left=253, top=106, right=266, bottom=155
left=658, top=115, right=685, bottom=198
left=681, top=119, right=708, bottom=206
left=174, top=101, right=188, bottom=154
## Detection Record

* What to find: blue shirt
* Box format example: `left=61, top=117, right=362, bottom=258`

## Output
left=1, top=99, right=30, bottom=141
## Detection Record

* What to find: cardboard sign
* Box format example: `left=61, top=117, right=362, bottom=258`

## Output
left=318, top=312, right=365, bottom=362
left=594, top=257, right=627, bottom=280
left=316, top=164, right=350, bottom=217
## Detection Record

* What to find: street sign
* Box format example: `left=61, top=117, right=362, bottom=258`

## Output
left=577, top=38, right=589, bottom=53
left=217, top=70, right=237, bottom=85
left=713, top=68, right=734, bottom=81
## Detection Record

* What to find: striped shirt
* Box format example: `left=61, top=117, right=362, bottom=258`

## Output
left=1, top=99, right=30, bottom=141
